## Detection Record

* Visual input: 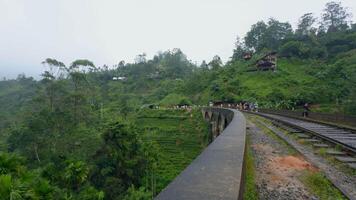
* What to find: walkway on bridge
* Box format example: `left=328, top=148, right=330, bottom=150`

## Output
left=155, top=108, right=246, bottom=200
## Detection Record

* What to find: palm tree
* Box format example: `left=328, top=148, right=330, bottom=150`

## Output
left=64, top=161, right=89, bottom=191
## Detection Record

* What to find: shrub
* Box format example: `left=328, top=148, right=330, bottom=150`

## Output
left=279, top=41, right=309, bottom=58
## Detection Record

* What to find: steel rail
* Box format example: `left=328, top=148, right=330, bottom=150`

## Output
left=248, top=111, right=356, bottom=154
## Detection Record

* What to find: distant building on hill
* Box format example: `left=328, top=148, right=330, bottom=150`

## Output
left=243, top=52, right=252, bottom=60
left=256, top=52, right=277, bottom=71
left=141, top=104, right=158, bottom=109
left=112, top=76, right=127, bottom=81
left=148, top=71, right=160, bottom=79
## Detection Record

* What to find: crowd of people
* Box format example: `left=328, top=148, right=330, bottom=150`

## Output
left=238, top=102, right=259, bottom=112
left=144, top=101, right=311, bottom=118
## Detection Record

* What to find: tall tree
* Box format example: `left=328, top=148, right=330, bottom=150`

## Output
left=41, top=58, right=66, bottom=111
left=68, top=59, right=97, bottom=124
left=209, top=55, right=222, bottom=70
left=134, top=53, right=147, bottom=64
left=92, top=121, right=157, bottom=199
left=265, top=18, right=293, bottom=50
left=244, top=21, right=268, bottom=51
left=296, top=13, right=317, bottom=35
left=199, top=60, right=208, bottom=70
left=245, top=19, right=292, bottom=52
left=231, top=36, right=247, bottom=61
left=321, top=1, right=352, bottom=32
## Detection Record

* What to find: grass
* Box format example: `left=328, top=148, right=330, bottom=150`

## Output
left=335, top=144, right=343, bottom=151
left=237, top=58, right=317, bottom=100
left=243, top=136, right=258, bottom=200
left=135, top=108, right=209, bottom=193
left=298, top=139, right=306, bottom=145
left=300, top=171, right=346, bottom=200
left=317, top=148, right=327, bottom=156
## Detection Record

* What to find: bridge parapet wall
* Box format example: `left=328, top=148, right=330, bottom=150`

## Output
left=155, top=108, right=246, bottom=200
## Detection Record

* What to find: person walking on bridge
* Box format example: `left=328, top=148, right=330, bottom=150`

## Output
left=254, top=102, right=259, bottom=112
left=303, top=103, right=310, bottom=117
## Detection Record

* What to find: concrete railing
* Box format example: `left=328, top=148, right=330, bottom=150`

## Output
left=155, top=108, right=246, bottom=200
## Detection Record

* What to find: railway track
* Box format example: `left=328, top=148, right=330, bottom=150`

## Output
left=251, top=112, right=356, bottom=155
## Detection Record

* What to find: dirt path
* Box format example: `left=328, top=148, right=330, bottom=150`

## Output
left=247, top=120, right=318, bottom=200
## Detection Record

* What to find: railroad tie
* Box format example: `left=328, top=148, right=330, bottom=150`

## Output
left=335, top=156, right=356, bottom=163
left=297, top=133, right=310, bottom=139
left=303, top=139, right=320, bottom=143
left=313, top=143, right=329, bottom=148
left=326, top=150, right=346, bottom=156
left=347, top=163, right=356, bottom=170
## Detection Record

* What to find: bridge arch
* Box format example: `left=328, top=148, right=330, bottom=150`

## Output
left=204, top=111, right=212, bottom=121
left=224, top=117, right=229, bottom=129
left=211, top=112, right=219, bottom=139
left=217, top=114, right=222, bottom=136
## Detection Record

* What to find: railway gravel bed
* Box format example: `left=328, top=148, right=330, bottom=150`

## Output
left=247, top=119, right=317, bottom=200
left=250, top=115, right=356, bottom=200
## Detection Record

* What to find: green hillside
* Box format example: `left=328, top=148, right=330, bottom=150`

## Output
left=135, top=109, right=209, bottom=193
left=0, top=1, right=355, bottom=199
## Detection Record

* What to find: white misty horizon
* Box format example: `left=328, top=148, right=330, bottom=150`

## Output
left=1, top=0, right=355, bottom=79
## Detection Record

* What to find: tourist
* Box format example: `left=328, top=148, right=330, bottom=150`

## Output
left=303, top=103, right=310, bottom=117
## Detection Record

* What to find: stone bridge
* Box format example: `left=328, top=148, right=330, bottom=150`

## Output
left=203, top=107, right=235, bottom=142
left=155, top=107, right=246, bottom=200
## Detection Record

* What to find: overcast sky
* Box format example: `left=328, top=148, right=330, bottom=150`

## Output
left=1, top=0, right=355, bottom=79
